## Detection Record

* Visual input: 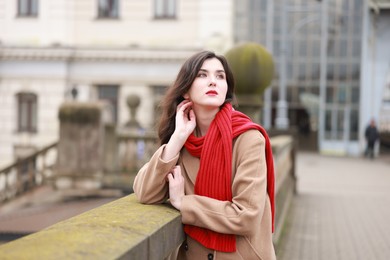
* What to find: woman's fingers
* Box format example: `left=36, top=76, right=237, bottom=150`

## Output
left=167, top=166, right=182, bottom=182
left=167, top=166, right=184, bottom=210
left=172, top=166, right=181, bottom=177
left=167, top=169, right=184, bottom=187
left=177, top=100, right=191, bottom=112
left=175, top=101, right=196, bottom=135
left=188, top=108, right=195, bottom=121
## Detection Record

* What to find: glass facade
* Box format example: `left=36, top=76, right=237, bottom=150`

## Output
left=233, top=0, right=363, bottom=148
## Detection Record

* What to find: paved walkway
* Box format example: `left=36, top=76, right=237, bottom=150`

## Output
left=277, top=152, right=390, bottom=260
left=0, top=186, right=120, bottom=243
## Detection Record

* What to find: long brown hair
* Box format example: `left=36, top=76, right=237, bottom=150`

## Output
left=158, top=50, right=235, bottom=145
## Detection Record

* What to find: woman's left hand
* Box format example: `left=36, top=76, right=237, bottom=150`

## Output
left=167, top=165, right=185, bottom=210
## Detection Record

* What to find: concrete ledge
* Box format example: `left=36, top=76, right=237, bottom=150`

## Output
left=0, top=195, right=184, bottom=260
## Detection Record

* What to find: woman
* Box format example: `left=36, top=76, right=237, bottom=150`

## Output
left=133, top=51, right=276, bottom=260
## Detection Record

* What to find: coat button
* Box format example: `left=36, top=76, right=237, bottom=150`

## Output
left=208, top=253, right=214, bottom=260
left=184, top=243, right=188, bottom=251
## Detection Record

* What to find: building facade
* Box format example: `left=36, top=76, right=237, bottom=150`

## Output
left=0, top=0, right=234, bottom=167
left=234, top=0, right=390, bottom=155
left=364, top=2, right=390, bottom=144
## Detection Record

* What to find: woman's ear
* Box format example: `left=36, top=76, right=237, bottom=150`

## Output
left=183, top=93, right=189, bottom=100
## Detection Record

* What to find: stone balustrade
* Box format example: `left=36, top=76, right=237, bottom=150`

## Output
left=0, top=142, right=57, bottom=203
left=0, top=135, right=295, bottom=259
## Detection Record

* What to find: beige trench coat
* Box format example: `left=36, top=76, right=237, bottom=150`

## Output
left=133, top=130, right=276, bottom=260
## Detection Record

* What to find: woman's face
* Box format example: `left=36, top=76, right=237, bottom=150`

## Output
left=184, top=58, right=228, bottom=109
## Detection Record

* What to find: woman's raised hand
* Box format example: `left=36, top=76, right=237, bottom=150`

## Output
left=161, top=100, right=196, bottom=161
left=173, top=100, right=196, bottom=142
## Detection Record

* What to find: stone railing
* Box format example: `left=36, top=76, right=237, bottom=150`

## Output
left=0, top=194, right=183, bottom=260
left=272, top=135, right=296, bottom=247
left=0, top=135, right=295, bottom=259
left=0, top=142, right=58, bottom=202
left=0, top=128, right=155, bottom=200
left=116, top=130, right=159, bottom=173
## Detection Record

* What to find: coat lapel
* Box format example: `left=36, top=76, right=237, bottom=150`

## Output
left=180, top=148, right=199, bottom=185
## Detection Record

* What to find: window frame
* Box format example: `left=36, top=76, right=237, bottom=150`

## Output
left=17, top=0, right=38, bottom=17
left=97, top=84, right=119, bottom=123
left=97, top=0, right=119, bottom=19
left=154, top=0, right=177, bottom=20
left=17, top=92, right=38, bottom=133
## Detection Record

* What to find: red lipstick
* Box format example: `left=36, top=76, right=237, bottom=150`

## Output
left=206, top=90, right=218, bottom=95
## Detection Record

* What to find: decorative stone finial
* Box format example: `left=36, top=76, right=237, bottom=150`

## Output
left=126, top=94, right=141, bottom=128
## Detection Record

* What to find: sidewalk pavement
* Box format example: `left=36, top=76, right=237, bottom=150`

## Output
left=277, top=152, right=390, bottom=260
left=0, top=186, right=120, bottom=243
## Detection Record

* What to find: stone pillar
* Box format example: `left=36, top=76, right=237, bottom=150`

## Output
left=119, top=94, right=144, bottom=171
left=55, top=101, right=113, bottom=193
left=235, top=95, right=263, bottom=124
left=103, top=123, right=119, bottom=173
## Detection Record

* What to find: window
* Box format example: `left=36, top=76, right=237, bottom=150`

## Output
left=17, top=0, right=38, bottom=17
left=17, top=92, right=37, bottom=133
left=154, top=0, right=176, bottom=19
left=98, top=0, right=119, bottom=19
left=97, top=85, right=118, bottom=123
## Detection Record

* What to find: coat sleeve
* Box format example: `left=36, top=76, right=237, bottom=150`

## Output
left=180, top=130, right=268, bottom=236
left=133, top=145, right=180, bottom=204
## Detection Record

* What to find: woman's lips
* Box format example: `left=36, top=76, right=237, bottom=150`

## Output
left=206, top=90, right=218, bottom=95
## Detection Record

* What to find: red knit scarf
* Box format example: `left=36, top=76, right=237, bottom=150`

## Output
left=183, top=103, right=275, bottom=252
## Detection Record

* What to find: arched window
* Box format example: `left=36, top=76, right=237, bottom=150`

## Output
left=17, top=92, right=38, bottom=133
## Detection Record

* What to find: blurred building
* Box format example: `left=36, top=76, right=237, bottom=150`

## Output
left=1, top=0, right=389, bottom=167
left=367, top=0, right=390, bottom=148
left=0, top=0, right=234, bottom=167
left=235, top=0, right=390, bottom=155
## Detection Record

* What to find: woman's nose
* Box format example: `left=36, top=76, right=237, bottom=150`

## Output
left=209, top=77, right=217, bottom=86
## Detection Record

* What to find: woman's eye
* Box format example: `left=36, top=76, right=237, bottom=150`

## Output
left=197, top=73, right=207, bottom=77
left=216, top=74, right=225, bottom=79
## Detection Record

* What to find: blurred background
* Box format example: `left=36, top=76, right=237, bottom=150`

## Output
left=0, top=0, right=390, bottom=166
left=1, top=0, right=389, bottom=167
left=0, top=0, right=390, bottom=258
